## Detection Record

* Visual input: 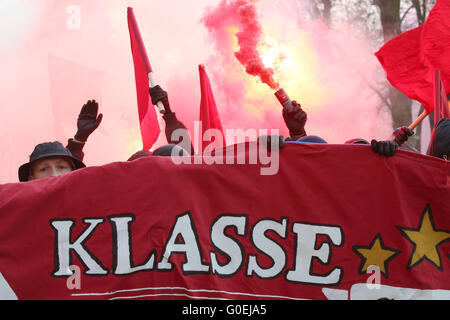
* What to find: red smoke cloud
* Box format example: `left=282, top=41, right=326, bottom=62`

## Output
left=201, top=0, right=394, bottom=146
left=203, top=0, right=279, bottom=90
left=0, top=0, right=396, bottom=183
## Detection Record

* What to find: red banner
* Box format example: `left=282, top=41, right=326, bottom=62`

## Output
left=0, top=143, right=449, bottom=300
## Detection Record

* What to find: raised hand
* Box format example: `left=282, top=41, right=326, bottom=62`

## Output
left=282, top=100, right=307, bottom=138
left=74, top=100, right=103, bottom=142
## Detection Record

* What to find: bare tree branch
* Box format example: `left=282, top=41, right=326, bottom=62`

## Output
left=422, top=0, right=427, bottom=21
left=400, top=4, right=415, bottom=24
left=368, top=83, right=392, bottom=109
left=411, top=0, right=425, bottom=25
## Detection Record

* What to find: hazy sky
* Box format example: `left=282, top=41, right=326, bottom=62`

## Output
left=0, top=0, right=394, bottom=183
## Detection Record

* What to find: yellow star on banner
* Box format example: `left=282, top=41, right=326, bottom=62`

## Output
left=397, top=204, right=450, bottom=270
left=352, top=234, right=400, bottom=277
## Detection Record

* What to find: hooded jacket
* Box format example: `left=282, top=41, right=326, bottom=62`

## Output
left=427, top=118, right=450, bottom=159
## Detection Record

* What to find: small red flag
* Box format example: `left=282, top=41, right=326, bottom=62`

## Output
left=127, top=7, right=160, bottom=150
left=434, top=69, right=450, bottom=125
left=375, top=0, right=450, bottom=114
left=198, top=64, right=225, bottom=152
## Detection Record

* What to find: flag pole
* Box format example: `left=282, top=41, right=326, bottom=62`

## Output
left=408, top=110, right=428, bottom=131
left=127, top=7, right=165, bottom=114
left=148, top=72, right=166, bottom=114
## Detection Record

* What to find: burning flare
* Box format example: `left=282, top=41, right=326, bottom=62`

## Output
left=203, top=0, right=280, bottom=90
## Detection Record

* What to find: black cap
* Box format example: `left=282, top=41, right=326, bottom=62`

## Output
left=18, top=141, right=86, bottom=182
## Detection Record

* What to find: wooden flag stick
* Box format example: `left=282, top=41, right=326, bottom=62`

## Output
left=408, top=110, right=429, bottom=131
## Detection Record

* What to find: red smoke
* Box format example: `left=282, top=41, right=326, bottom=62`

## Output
left=203, top=0, right=279, bottom=90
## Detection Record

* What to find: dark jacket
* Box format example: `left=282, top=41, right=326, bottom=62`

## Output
left=427, top=118, right=450, bottom=159
left=163, top=112, right=194, bottom=155
left=66, top=139, right=85, bottom=161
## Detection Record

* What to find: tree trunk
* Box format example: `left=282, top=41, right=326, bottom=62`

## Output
left=322, top=0, right=332, bottom=25
left=387, top=84, right=415, bottom=132
left=376, top=0, right=401, bottom=41
left=411, top=0, right=427, bottom=25
left=311, top=0, right=332, bottom=25
left=375, top=0, right=417, bottom=148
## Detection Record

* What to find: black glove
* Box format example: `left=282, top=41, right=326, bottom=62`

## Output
left=74, top=100, right=103, bottom=142
left=258, top=135, right=285, bottom=152
left=282, top=100, right=307, bottom=138
left=149, top=85, right=171, bottom=113
left=392, top=126, right=414, bottom=146
left=371, top=139, right=399, bottom=157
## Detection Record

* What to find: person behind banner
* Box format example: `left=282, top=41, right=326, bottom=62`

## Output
left=371, top=119, right=449, bottom=159
left=370, top=126, right=416, bottom=157
left=262, top=98, right=325, bottom=151
left=66, top=99, right=103, bottom=161
left=345, top=129, right=417, bottom=158
left=17, top=100, right=101, bottom=181
left=283, top=104, right=418, bottom=153
left=282, top=100, right=328, bottom=144
left=427, top=118, right=450, bottom=160
left=345, top=138, right=370, bottom=145
left=149, top=85, right=194, bottom=155
left=127, top=144, right=189, bottom=161
left=18, top=141, right=86, bottom=182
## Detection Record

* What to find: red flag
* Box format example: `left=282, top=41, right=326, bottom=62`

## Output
left=434, top=69, right=450, bottom=125
left=375, top=0, right=450, bottom=113
left=198, top=64, right=225, bottom=152
left=127, top=7, right=160, bottom=150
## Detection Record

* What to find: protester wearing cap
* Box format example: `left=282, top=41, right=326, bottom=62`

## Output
left=18, top=141, right=85, bottom=182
